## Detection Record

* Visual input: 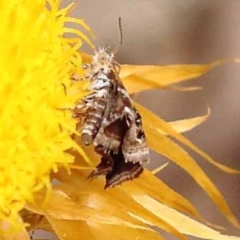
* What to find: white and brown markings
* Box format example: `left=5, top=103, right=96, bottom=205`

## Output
left=73, top=48, right=149, bottom=189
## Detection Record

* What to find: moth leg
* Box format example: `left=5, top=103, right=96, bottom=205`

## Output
left=83, top=63, right=92, bottom=70
left=70, top=63, right=93, bottom=81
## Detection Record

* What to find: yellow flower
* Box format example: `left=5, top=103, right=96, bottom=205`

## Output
left=0, top=0, right=239, bottom=239
left=0, top=0, right=91, bottom=230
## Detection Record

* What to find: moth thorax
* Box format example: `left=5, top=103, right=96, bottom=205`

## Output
left=92, top=59, right=117, bottom=78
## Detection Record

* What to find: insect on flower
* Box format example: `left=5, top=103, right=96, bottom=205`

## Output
left=73, top=19, right=150, bottom=189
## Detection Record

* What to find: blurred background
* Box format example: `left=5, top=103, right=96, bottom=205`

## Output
left=44, top=0, right=240, bottom=239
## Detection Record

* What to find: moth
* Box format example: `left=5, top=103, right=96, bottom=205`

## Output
left=73, top=48, right=149, bottom=188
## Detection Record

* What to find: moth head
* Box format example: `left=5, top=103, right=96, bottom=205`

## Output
left=91, top=47, right=119, bottom=75
left=93, top=47, right=114, bottom=62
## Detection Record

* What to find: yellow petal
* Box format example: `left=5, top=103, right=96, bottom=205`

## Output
left=151, top=162, right=169, bottom=175
left=55, top=167, right=200, bottom=239
left=27, top=173, right=187, bottom=239
left=28, top=188, right=148, bottom=229
left=134, top=195, right=240, bottom=240
left=146, top=132, right=239, bottom=228
left=63, top=27, right=93, bottom=48
left=165, top=107, right=211, bottom=135
left=120, top=60, right=228, bottom=93
left=65, top=17, right=95, bottom=38
left=27, top=167, right=240, bottom=240
left=126, top=170, right=203, bottom=220
left=123, top=73, right=202, bottom=93
left=47, top=218, right=165, bottom=240
left=81, top=51, right=93, bottom=64
left=135, top=104, right=239, bottom=227
left=0, top=219, right=30, bottom=240
left=136, top=103, right=240, bottom=174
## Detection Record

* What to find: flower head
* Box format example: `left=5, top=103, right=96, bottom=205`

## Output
left=0, top=0, right=91, bottom=229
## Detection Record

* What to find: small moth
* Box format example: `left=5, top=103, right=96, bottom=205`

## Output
left=73, top=47, right=149, bottom=189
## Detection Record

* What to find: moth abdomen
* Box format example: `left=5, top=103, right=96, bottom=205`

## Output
left=81, top=99, right=107, bottom=145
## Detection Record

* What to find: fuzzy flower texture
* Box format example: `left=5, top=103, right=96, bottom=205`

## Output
left=0, top=0, right=91, bottom=228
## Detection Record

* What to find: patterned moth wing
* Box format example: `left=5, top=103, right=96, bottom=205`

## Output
left=88, top=108, right=149, bottom=189
left=88, top=144, right=144, bottom=189
left=122, top=108, right=149, bottom=164
left=93, top=85, right=150, bottom=165
left=75, top=47, right=149, bottom=188
left=92, top=88, right=128, bottom=153
left=104, top=151, right=143, bottom=189
left=87, top=117, right=129, bottom=182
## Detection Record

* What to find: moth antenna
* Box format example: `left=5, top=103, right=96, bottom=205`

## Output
left=113, top=17, right=123, bottom=55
